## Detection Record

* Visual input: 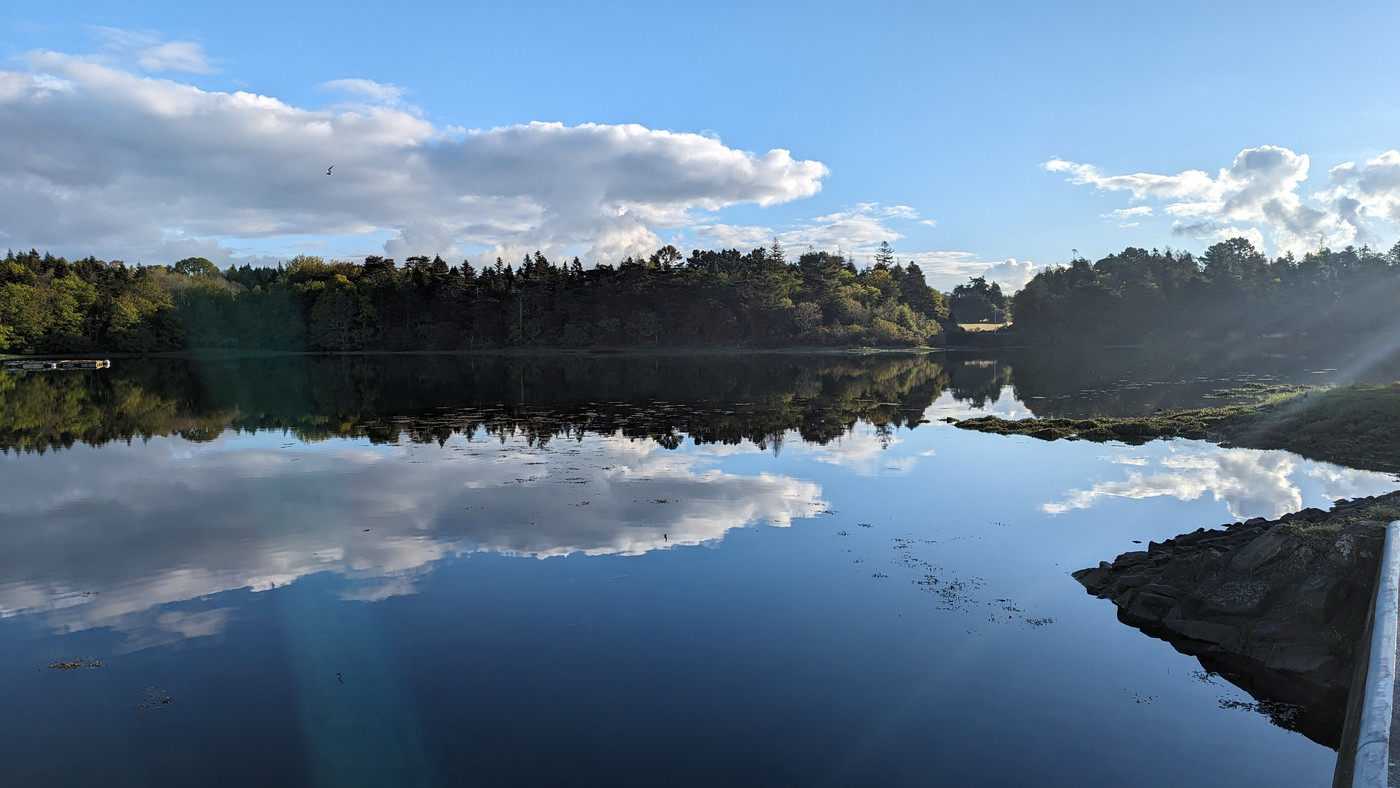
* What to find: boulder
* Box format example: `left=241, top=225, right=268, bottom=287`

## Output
left=1074, top=491, right=1400, bottom=749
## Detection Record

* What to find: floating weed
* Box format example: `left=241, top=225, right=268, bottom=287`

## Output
left=49, top=657, right=102, bottom=670
left=1219, top=697, right=1304, bottom=726
left=133, top=687, right=173, bottom=711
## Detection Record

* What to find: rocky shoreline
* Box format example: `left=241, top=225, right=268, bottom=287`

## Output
left=1072, top=491, right=1400, bottom=747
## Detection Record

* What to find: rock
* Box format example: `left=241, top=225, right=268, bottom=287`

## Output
left=1165, top=619, right=1237, bottom=644
left=1139, top=583, right=1186, bottom=599
left=1114, top=574, right=1151, bottom=593
left=1111, top=551, right=1150, bottom=570
left=1253, top=619, right=1313, bottom=642
left=1127, top=591, right=1176, bottom=622
left=1072, top=490, right=1400, bottom=749
left=1266, top=645, right=1337, bottom=675
left=1295, top=575, right=1343, bottom=624
left=1229, top=527, right=1294, bottom=573
left=1201, top=580, right=1271, bottom=616
left=1071, top=566, right=1114, bottom=596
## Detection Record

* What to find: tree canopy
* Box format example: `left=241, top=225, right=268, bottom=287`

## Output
left=1009, top=239, right=1400, bottom=344
left=0, top=243, right=950, bottom=353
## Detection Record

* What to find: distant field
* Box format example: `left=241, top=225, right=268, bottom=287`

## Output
left=957, top=323, right=1010, bottom=332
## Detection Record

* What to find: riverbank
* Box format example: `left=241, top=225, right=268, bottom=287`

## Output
left=952, top=382, right=1400, bottom=474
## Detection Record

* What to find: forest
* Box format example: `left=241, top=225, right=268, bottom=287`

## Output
left=1009, top=237, right=1400, bottom=345
left=0, top=243, right=949, bottom=353
left=8, top=236, right=1400, bottom=354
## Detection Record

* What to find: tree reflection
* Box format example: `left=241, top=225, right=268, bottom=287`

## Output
left=0, top=353, right=954, bottom=453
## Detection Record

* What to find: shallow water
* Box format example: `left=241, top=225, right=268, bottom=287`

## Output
left=0, top=353, right=1394, bottom=786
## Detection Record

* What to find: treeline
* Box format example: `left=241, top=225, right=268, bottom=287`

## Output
left=1011, top=238, right=1400, bottom=343
left=0, top=244, right=950, bottom=353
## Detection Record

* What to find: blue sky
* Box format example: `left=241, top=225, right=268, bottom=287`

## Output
left=5, top=1, right=1400, bottom=291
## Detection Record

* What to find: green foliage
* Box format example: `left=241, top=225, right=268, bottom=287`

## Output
left=1010, top=239, right=1400, bottom=344
left=0, top=244, right=956, bottom=353
left=950, top=276, right=1008, bottom=324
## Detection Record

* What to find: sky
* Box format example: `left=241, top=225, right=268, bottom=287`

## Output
left=5, top=1, right=1400, bottom=292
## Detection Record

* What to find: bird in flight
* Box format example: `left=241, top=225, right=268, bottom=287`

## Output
left=326, top=165, right=334, bottom=175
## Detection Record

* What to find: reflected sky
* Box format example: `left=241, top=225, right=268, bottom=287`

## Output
left=1042, top=442, right=1396, bottom=520
left=0, top=429, right=825, bottom=642
left=4, top=402, right=1392, bottom=653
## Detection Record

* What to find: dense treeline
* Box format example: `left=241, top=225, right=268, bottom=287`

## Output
left=0, top=244, right=949, bottom=353
left=1011, top=238, right=1400, bottom=343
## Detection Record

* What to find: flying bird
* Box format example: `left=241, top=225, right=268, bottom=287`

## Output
left=326, top=165, right=334, bottom=175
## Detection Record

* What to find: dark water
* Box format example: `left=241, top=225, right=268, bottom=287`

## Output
left=1, top=352, right=1396, bottom=786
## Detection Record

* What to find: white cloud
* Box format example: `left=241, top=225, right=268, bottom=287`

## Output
left=1100, top=206, right=1153, bottom=227
left=89, top=28, right=216, bottom=74
left=778, top=202, right=916, bottom=255
left=0, top=45, right=828, bottom=267
left=1041, top=446, right=1395, bottom=521
left=1043, top=449, right=1302, bottom=519
left=1323, top=150, right=1400, bottom=234
left=691, top=223, right=773, bottom=249
left=0, top=431, right=827, bottom=640
left=905, top=251, right=1045, bottom=293
left=320, top=78, right=410, bottom=109
left=976, top=258, right=1044, bottom=291
left=136, top=41, right=215, bottom=74
left=1044, top=145, right=1399, bottom=254
left=795, top=425, right=928, bottom=476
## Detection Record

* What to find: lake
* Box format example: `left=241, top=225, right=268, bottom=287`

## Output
left=1, top=351, right=1396, bottom=786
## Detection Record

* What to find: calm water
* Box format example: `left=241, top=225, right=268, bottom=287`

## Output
left=1, top=352, right=1396, bottom=786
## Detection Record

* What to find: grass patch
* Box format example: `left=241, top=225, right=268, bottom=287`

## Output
left=955, top=382, right=1400, bottom=473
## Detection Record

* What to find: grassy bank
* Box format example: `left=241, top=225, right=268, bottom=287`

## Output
left=954, top=382, right=1400, bottom=473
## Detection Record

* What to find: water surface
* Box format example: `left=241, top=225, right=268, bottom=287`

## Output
left=1, top=353, right=1395, bottom=786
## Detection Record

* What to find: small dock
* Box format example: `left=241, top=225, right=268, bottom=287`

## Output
left=1, top=359, right=111, bottom=371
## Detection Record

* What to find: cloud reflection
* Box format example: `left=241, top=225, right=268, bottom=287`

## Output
left=1043, top=445, right=1396, bottom=520
left=0, top=431, right=826, bottom=640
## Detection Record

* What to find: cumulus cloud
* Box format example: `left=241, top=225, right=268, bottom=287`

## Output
left=793, top=424, right=936, bottom=476
left=0, top=44, right=828, bottom=266
left=1042, top=446, right=1395, bottom=521
left=905, top=251, right=1045, bottom=293
left=1043, top=145, right=1400, bottom=254
left=0, top=430, right=827, bottom=640
left=976, top=258, right=1044, bottom=291
left=1323, top=150, right=1400, bottom=236
left=691, top=223, right=773, bottom=249
left=777, top=202, right=915, bottom=254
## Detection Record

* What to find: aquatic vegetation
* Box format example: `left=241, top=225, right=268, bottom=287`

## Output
left=48, top=657, right=102, bottom=670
